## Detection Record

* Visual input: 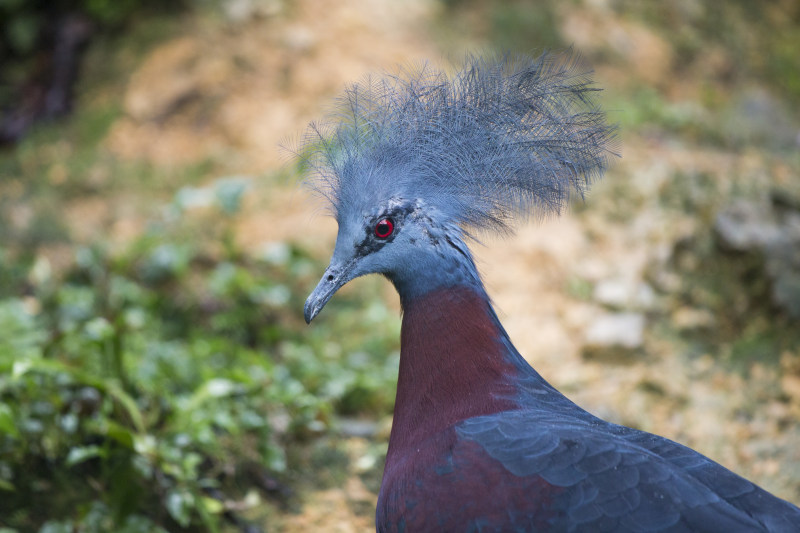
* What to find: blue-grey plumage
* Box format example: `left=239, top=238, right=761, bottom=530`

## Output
left=300, top=52, right=800, bottom=531
left=302, top=52, right=616, bottom=321
left=300, top=52, right=615, bottom=235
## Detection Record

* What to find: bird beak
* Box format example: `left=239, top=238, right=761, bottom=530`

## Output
left=304, top=259, right=355, bottom=324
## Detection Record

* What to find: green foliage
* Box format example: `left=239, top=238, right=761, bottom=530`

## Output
left=0, top=196, right=399, bottom=531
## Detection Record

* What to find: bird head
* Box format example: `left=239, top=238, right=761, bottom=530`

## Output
left=304, top=193, right=479, bottom=322
left=300, top=52, right=616, bottom=323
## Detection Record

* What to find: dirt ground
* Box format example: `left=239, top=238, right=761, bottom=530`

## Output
left=67, top=0, right=800, bottom=529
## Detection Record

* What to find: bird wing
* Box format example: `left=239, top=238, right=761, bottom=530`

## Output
left=456, top=410, right=797, bottom=532
left=619, top=426, right=800, bottom=533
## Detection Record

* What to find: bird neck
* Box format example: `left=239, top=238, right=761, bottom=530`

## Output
left=388, top=283, right=545, bottom=453
left=387, top=223, right=484, bottom=300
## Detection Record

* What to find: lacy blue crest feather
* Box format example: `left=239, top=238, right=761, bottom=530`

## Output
left=299, top=52, right=617, bottom=234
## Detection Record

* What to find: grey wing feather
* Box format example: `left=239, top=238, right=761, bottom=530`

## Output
left=620, top=428, right=800, bottom=533
left=458, top=411, right=799, bottom=532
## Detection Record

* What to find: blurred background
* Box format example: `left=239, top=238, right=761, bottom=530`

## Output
left=1, top=0, right=799, bottom=531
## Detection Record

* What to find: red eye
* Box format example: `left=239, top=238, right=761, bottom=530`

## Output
left=374, top=218, right=394, bottom=239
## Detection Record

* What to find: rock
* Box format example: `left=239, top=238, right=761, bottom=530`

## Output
left=593, top=277, right=656, bottom=310
left=283, top=24, right=317, bottom=52
left=781, top=374, right=800, bottom=403
left=585, top=312, right=645, bottom=349
left=338, top=418, right=378, bottom=438
left=672, top=306, right=716, bottom=331
left=714, top=199, right=800, bottom=317
left=223, top=0, right=282, bottom=23
left=722, top=88, right=798, bottom=149
left=765, top=220, right=800, bottom=318
left=582, top=312, right=645, bottom=363
left=714, top=199, right=781, bottom=251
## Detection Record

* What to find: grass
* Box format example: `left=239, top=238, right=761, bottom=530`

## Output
left=0, top=193, right=399, bottom=530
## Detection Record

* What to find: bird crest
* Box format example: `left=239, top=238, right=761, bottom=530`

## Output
left=299, top=52, right=617, bottom=236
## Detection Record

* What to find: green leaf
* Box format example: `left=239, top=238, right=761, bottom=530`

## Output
left=66, top=445, right=106, bottom=466
left=0, top=403, right=18, bottom=438
left=83, top=316, right=114, bottom=341
left=201, top=496, right=224, bottom=515
left=105, top=383, right=146, bottom=433
left=0, top=298, right=46, bottom=363
left=214, top=176, right=251, bottom=215
left=165, top=489, right=193, bottom=527
left=38, top=522, right=72, bottom=533
left=10, top=357, right=146, bottom=433
left=104, top=420, right=135, bottom=449
left=6, top=13, right=38, bottom=54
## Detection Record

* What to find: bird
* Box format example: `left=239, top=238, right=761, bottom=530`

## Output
left=298, top=52, right=800, bottom=532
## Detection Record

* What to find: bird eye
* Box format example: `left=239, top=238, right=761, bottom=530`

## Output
left=374, top=218, right=394, bottom=239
